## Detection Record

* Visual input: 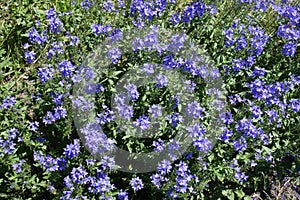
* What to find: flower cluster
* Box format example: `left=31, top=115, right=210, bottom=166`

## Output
left=273, top=3, right=300, bottom=56
left=0, top=96, right=17, bottom=109
left=34, top=151, right=67, bottom=172
left=42, top=106, right=67, bottom=124
left=1, top=0, right=299, bottom=199
left=38, top=65, right=55, bottom=83
left=46, top=8, right=64, bottom=34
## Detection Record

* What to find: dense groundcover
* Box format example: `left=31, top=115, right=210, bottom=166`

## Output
left=0, top=0, right=300, bottom=199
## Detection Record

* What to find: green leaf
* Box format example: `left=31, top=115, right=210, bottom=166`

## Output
left=208, top=154, right=214, bottom=162
left=235, top=190, right=245, bottom=198
left=222, top=190, right=235, bottom=200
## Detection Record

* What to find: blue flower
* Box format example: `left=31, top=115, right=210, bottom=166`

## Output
left=187, top=123, right=205, bottom=138
left=47, top=42, right=64, bottom=59
left=80, top=123, right=115, bottom=155
left=54, top=106, right=67, bottom=119
left=88, top=172, right=115, bottom=194
left=8, top=128, right=17, bottom=140
left=168, top=33, right=187, bottom=52
left=155, top=75, right=168, bottom=88
left=167, top=113, right=183, bottom=127
left=130, top=177, right=144, bottom=191
left=233, top=137, right=247, bottom=152
left=29, top=121, right=39, bottom=132
left=58, top=60, right=75, bottom=77
left=182, top=5, right=195, bottom=23
left=157, top=159, right=172, bottom=175
left=46, top=8, right=56, bottom=19
left=219, top=111, right=234, bottom=125
left=64, top=139, right=80, bottom=159
left=103, top=0, right=115, bottom=12
left=152, top=139, right=165, bottom=152
left=184, top=80, right=196, bottom=93
left=193, top=1, right=206, bottom=18
left=124, top=83, right=139, bottom=101
left=118, top=190, right=128, bottom=200
left=251, top=67, right=266, bottom=77
left=34, top=152, right=67, bottom=172
left=148, top=104, right=162, bottom=118
left=251, top=105, right=263, bottom=119
left=162, top=54, right=176, bottom=70
left=170, top=13, right=181, bottom=25
left=1, top=96, right=17, bottom=109
left=117, top=104, right=134, bottom=120
left=85, top=82, right=104, bottom=94
left=28, top=27, right=48, bottom=45
left=193, top=137, right=212, bottom=153
left=80, top=0, right=94, bottom=9
left=12, top=160, right=25, bottom=174
left=70, top=36, right=79, bottom=46
left=141, top=63, right=155, bottom=75
left=48, top=13, right=64, bottom=34
left=282, top=42, right=297, bottom=57
left=186, top=101, right=205, bottom=119
left=150, top=173, right=166, bottom=189
left=96, top=106, right=115, bottom=124
left=235, top=37, right=247, bottom=50
left=133, top=115, right=151, bottom=131
left=289, top=99, right=300, bottom=112
left=91, top=24, right=112, bottom=35
left=220, top=127, right=233, bottom=143
left=100, top=156, right=115, bottom=170
left=235, top=171, right=248, bottom=182
left=38, top=66, right=54, bottom=83
left=70, top=165, right=88, bottom=184
left=107, top=47, right=122, bottom=64
left=24, top=50, right=36, bottom=64
left=1, top=140, right=16, bottom=154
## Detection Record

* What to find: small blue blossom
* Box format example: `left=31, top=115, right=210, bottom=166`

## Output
left=282, top=42, right=297, bottom=57
left=1, top=96, right=17, bottom=109
left=24, top=50, right=36, bottom=64
left=124, top=83, right=139, bottom=101
left=148, top=104, right=163, bottom=118
left=220, top=127, right=233, bottom=143
left=193, top=137, right=212, bottom=153
left=46, top=8, right=56, bottom=19
left=29, top=121, right=39, bottom=132
left=233, top=137, right=247, bottom=152
left=170, top=13, right=181, bottom=25
left=91, top=24, right=112, bottom=35
left=58, top=60, right=75, bottom=77
left=118, top=190, right=128, bottom=200
left=187, top=123, right=205, bottom=138
left=157, top=159, right=172, bottom=175
left=133, top=115, right=151, bottom=131
left=64, top=139, right=80, bottom=159
left=80, top=0, right=94, bottom=9
left=103, top=0, right=115, bottom=12
left=235, top=171, right=248, bottom=182
left=155, top=75, right=168, bottom=88
left=69, top=36, right=79, bottom=46
left=152, top=139, right=165, bottom=152
left=288, top=99, right=300, bottom=112
left=28, top=27, right=47, bottom=45
left=107, top=47, right=121, bottom=64
left=8, top=128, right=18, bottom=140
left=12, top=160, right=25, bottom=174
left=38, top=66, right=54, bottom=83
left=186, top=101, right=205, bottom=119
left=48, top=13, right=64, bottom=34
left=130, top=177, right=144, bottom=191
